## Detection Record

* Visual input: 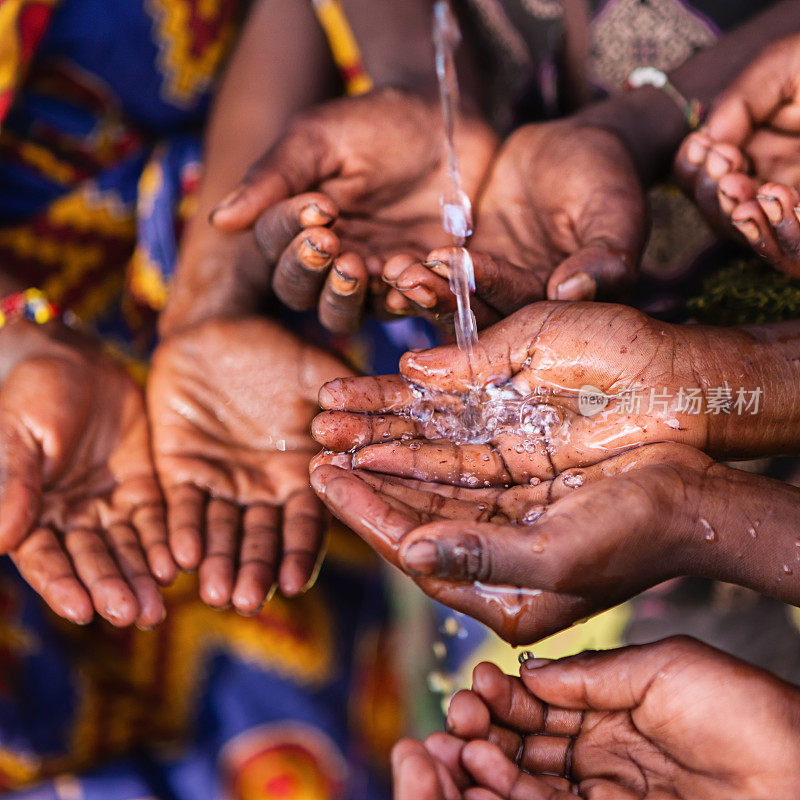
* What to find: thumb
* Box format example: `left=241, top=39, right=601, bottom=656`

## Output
left=705, top=41, right=800, bottom=146
left=400, top=521, right=549, bottom=586
left=0, top=425, right=42, bottom=552
left=518, top=637, right=706, bottom=713
left=546, top=244, right=636, bottom=301
left=210, top=123, right=331, bottom=233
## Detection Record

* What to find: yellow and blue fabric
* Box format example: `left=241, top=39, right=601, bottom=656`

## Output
left=0, top=1, right=402, bottom=797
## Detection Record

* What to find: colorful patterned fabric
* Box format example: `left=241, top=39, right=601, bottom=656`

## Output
left=0, top=2, right=401, bottom=798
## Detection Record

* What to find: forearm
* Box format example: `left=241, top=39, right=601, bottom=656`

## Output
left=681, top=319, right=800, bottom=457
left=678, top=462, right=800, bottom=607
left=160, top=0, right=338, bottom=336
left=577, top=0, right=800, bottom=184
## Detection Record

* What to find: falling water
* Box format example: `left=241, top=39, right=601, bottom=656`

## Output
left=433, top=0, right=479, bottom=355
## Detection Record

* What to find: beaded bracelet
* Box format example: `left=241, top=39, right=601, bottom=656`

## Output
left=627, top=67, right=705, bottom=131
left=0, top=288, right=61, bottom=329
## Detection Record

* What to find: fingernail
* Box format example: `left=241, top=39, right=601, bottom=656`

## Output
left=403, top=539, right=441, bottom=576
left=795, top=207, right=800, bottom=225
left=330, top=267, right=359, bottom=295
left=408, top=286, right=438, bottom=309
left=717, top=186, right=736, bottom=215
left=318, top=381, right=339, bottom=408
left=733, top=218, right=760, bottom=244
left=299, top=202, right=333, bottom=228
left=521, top=657, right=553, bottom=670
left=424, top=259, right=451, bottom=280
left=706, top=150, right=732, bottom=180
left=556, top=271, right=596, bottom=301
left=300, top=237, right=332, bottom=268
left=757, top=194, right=783, bottom=225
left=686, top=137, right=708, bottom=165
left=209, top=188, right=242, bottom=221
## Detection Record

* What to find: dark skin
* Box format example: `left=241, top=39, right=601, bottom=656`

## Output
left=408, top=637, right=800, bottom=799
left=384, top=120, right=646, bottom=323
left=0, top=322, right=174, bottom=628
left=312, top=302, right=800, bottom=485
left=675, top=31, right=800, bottom=278
left=311, top=434, right=800, bottom=645
left=147, top=317, right=351, bottom=612
left=210, top=87, right=499, bottom=333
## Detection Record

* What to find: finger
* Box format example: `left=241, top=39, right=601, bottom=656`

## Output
left=309, top=449, right=354, bottom=472
left=423, top=733, right=471, bottom=792
left=690, top=142, right=749, bottom=229
left=318, top=375, right=417, bottom=413
left=279, top=489, right=327, bottom=597
left=424, top=247, right=543, bottom=319
left=461, top=741, right=574, bottom=799
left=470, top=661, right=581, bottom=736
left=547, top=247, right=632, bottom=302
left=310, top=466, right=420, bottom=561
left=731, top=199, right=786, bottom=264
left=11, top=527, right=93, bottom=625
left=318, top=252, right=368, bottom=333
left=517, top=639, right=706, bottom=712
left=446, top=688, right=492, bottom=738
left=756, top=182, right=800, bottom=272
left=165, top=484, right=206, bottom=570
left=254, top=192, right=337, bottom=265
left=0, top=427, right=42, bottom=552
left=231, top=503, right=280, bottom=614
left=131, top=501, right=177, bottom=586
left=717, top=171, right=758, bottom=218
left=105, top=522, right=166, bottom=629
left=392, top=739, right=451, bottom=800
left=311, top=410, right=433, bottom=451
left=674, top=130, right=713, bottom=195
left=272, top=226, right=340, bottom=311
left=353, top=441, right=512, bottom=487
left=64, top=526, right=140, bottom=627
left=199, top=497, right=241, bottom=608
left=210, top=125, right=330, bottom=231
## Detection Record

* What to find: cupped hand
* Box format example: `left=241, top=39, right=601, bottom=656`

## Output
left=310, top=442, right=715, bottom=645
left=209, top=88, right=498, bottom=333
left=0, top=333, right=173, bottom=628
left=148, top=317, right=351, bottom=612
left=675, top=33, right=800, bottom=277
left=434, top=637, right=800, bottom=799
left=383, top=120, right=646, bottom=327
left=311, top=302, right=749, bottom=485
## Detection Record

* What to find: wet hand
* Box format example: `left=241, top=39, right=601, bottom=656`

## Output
left=383, top=121, right=646, bottom=327
left=676, top=34, right=800, bottom=277
left=148, top=317, right=351, bottom=612
left=310, top=442, right=716, bottom=645
left=312, top=302, right=755, bottom=483
left=0, top=329, right=173, bottom=628
left=210, top=89, right=498, bottom=333
left=436, top=638, right=800, bottom=799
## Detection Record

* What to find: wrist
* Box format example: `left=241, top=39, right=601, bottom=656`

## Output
left=574, top=86, right=687, bottom=186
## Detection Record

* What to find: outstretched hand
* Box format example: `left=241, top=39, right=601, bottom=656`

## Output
left=210, top=88, right=498, bottom=332
left=148, top=317, right=351, bottom=613
left=310, top=442, right=716, bottom=645
left=0, top=333, right=173, bottom=628
left=427, top=638, right=800, bottom=799
left=383, top=120, right=646, bottom=327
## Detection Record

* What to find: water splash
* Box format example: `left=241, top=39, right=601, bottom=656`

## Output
left=433, top=0, right=478, bottom=356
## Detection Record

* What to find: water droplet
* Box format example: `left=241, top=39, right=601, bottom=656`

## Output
left=700, top=518, right=717, bottom=542
left=518, top=650, right=535, bottom=665
left=513, top=444, right=525, bottom=454
left=562, top=471, right=584, bottom=489
left=466, top=475, right=479, bottom=486
left=784, top=564, right=794, bottom=575
left=522, top=507, right=544, bottom=526
left=408, top=441, right=421, bottom=450
left=528, top=477, right=541, bottom=486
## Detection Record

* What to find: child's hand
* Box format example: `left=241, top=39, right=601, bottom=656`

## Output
left=312, top=302, right=800, bottom=483
left=438, top=638, right=800, bottom=799
left=675, top=33, right=800, bottom=277
left=0, top=327, right=173, bottom=627
left=383, top=121, right=646, bottom=326
left=148, top=317, right=350, bottom=612
left=209, top=88, right=498, bottom=333
left=310, top=443, right=717, bottom=644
